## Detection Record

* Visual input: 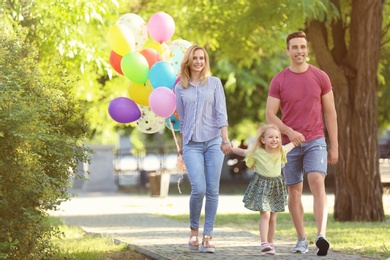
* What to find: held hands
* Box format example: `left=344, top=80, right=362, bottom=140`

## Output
left=221, top=142, right=233, bottom=154
left=288, top=130, right=305, bottom=146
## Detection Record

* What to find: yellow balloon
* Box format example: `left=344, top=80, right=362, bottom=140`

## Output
left=128, top=80, right=153, bottom=106
left=107, top=24, right=135, bottom=56
left=144, top=38, right=165, bottom=55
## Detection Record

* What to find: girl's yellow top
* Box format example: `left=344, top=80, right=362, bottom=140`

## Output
left=245, top=146, right=287, bottom=178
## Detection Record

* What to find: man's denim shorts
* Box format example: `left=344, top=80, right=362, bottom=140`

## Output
left=283, top=137, right=328, bottom=186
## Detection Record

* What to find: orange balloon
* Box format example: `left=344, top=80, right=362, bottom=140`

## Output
left=140, top=48, right=162, bottom=69
left=174, top=109, right=180, bottom=120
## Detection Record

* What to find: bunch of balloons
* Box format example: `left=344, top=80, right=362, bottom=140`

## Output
left=107, top=12, right=191, bottom=134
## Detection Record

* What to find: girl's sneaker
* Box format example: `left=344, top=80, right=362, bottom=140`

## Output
left=265, top=243, right=275, bottom=255
left=260, top=242, right=272, bottom=253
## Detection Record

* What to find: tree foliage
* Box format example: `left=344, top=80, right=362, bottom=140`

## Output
left=1, top=0, right=129, bottom=143
left=0, top=21, right=91, bottom=258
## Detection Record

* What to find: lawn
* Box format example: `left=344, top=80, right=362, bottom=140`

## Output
left=49, top=217, right=153, bottom=260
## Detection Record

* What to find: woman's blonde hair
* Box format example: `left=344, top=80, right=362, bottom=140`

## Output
left=179, top=45, right=210, bottom=89
left=246, top=124, right=283, bottom=158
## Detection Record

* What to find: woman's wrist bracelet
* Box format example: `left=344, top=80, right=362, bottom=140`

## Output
left=222, top=140, right=231, bottom=145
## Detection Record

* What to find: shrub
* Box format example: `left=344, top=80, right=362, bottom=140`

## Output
left=0, top=20, right=91, bottom=259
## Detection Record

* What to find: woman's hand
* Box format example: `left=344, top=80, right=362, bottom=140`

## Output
left=221, top=143, right=233, bottom=154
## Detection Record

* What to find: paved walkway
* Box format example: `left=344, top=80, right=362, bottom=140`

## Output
left=50, top=189, right=379, bottom=260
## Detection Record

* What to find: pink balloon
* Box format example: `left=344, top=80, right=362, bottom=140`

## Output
left=147, top=12, right=175, bottom=43
left=149, top=87, right=176, bottom=118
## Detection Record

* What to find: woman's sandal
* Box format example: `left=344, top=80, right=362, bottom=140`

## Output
left=188, top=236, right=199, bottom=250
left=200, top=235, right=215, bottom=253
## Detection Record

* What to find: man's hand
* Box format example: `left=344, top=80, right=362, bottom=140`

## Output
left=328, top=146, right=339, bottom=165
left=287, top=130, right=305, bottom=146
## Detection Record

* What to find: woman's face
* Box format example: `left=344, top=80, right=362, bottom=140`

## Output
left=190, top=49, right=205, bottom=73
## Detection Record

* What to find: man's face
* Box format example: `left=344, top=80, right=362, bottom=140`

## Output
left=286, top=37, right=308, bottom=65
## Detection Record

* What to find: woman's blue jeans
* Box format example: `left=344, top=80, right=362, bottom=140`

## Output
left=183, top=136, right=224, bottom=236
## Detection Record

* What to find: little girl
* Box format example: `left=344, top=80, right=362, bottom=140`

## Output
left=232, top=124, right=295, bottom=255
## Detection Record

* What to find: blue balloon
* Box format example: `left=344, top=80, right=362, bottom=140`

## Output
left=149, top=61, right=176, bottom=89
left=165, top=115, right=180, bottom=131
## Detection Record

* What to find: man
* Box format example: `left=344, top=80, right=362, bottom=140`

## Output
left=266, top=31, right=338, bottom=256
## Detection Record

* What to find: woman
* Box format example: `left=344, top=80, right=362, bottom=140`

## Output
left=175, top=45, right=232, bottom=253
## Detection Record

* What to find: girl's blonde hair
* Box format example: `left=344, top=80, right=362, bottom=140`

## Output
left=246, top=124, right=283, bottom=158
left=179, top=45, right=211, bottom=89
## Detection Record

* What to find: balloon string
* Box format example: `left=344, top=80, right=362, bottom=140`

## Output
left=169, top=118, right=184, bottom=194
left=177, top=174, right=183, bottom=194
left=169, top=118, right=180, bottom=152
left=161, top=42, right=167, bottom=60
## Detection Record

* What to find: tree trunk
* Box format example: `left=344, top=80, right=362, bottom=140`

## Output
left=307, top=0, right=385, bottom=221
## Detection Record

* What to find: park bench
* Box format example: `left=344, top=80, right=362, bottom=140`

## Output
left=113, top=146, right=178, bottom=187
left=379, top=141, right=390, bottom=185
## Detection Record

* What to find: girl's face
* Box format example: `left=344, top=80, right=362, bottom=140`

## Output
left=261, top=128, right=280, bottom=150
left=190, top=49, right=205, bottom=73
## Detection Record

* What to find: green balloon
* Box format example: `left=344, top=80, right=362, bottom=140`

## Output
left=121, top=52, right=149, bottom=84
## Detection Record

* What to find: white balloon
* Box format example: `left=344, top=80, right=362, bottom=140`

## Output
left=117, top=13, right=148, bottom=51
left=163, top=39, right=192, bottom=76
left=134, top=105, right=165, bottom=134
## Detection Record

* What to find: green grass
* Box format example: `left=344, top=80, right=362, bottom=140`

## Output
left=49, top=217, right=149, bottom=260
left=166, top=212, right=390, bottom=259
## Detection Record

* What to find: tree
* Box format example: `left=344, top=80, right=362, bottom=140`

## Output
left=0, top=20, right=91, bottom=258
left=306, top=0, right=385, bottom=221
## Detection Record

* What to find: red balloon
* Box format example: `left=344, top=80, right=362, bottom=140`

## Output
left=109, top=50, right=123, bottom=75
left=140, top=48, right=162, bottom=69
left=174, top=76, right=181, bottom=89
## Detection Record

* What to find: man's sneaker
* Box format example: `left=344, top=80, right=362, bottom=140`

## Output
left=260, top=242, right=272, bottom=252
left=316, top=236, right=330, bottom=256
left=292, top=239, right=309, bottom=254
left=265, top=243, right=275, bottom=255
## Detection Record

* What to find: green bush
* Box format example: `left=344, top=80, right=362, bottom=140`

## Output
left=0, top=21, right=91, bottom=259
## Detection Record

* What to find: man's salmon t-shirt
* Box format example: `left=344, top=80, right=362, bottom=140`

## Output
left=268, top=65, right=332, bottom=144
